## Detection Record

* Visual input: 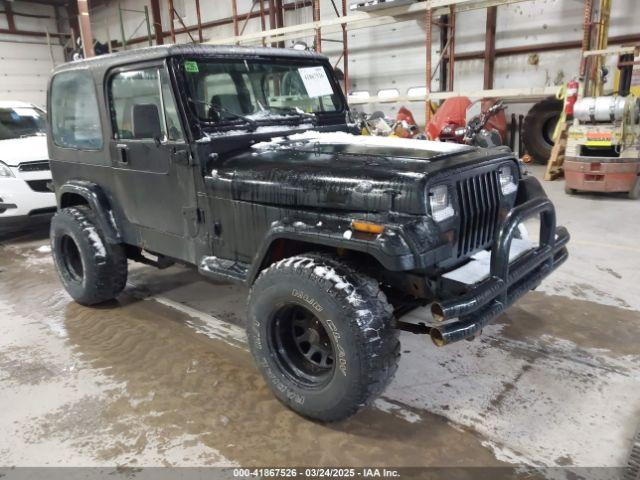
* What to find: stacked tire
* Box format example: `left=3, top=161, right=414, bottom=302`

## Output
left=522, top=97, right=563, bottom=165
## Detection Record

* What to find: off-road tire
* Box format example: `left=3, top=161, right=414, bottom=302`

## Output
left=247, top=254, right=400, bottom=422
left=523, top=97, right=563, bottom=164
left=50, top=206, right=127, bottom=306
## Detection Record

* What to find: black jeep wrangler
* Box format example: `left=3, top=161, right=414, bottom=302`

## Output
left=46, top=45, right=569, bottom=422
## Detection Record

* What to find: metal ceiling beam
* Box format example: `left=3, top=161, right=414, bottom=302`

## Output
left=76, top=0, right=94, bottom=57
left=2, top=0, right=16, bottom=32
left=206, top=0, right=530, bottom=46
left=0, top=9, right=52, bottom=19
left=443, top=33, right=640, bottom=61
left=149, top=0, right=164, bottom=44
left=483, top=5, right=497, bottom=89
left=10, top=0, right=67, bottom=6
left=119, top=0, right=311, bottom=47
left=0, top=27, right=69, bottom=37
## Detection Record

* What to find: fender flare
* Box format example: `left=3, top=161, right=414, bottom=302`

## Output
left=58, top=181, right=122, bottom=244
left=516, top=175, right=548, bottom=206
left=246, top=223, right=416, bottom=283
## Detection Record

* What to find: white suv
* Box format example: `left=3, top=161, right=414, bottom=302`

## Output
left=0, top=101, right=56, bottom=233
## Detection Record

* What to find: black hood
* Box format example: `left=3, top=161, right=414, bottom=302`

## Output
left=211, top=136, right=513, bottom=215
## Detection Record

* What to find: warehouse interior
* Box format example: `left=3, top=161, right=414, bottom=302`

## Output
left=1, top=0, right=640, bottom=477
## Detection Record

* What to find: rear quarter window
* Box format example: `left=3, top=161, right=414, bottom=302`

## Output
left=50, top=71, right=103, bottom=150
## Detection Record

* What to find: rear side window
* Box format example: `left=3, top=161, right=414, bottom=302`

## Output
left=50, top=71, right=103, bottom=150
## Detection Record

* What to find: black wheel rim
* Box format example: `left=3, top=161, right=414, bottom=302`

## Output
left=60, top=235, right=83, bottom=282
left=269, top=304, right=335, bottom=387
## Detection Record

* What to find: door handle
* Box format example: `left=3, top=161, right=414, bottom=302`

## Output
left=116, top=144, right=129, bottom=164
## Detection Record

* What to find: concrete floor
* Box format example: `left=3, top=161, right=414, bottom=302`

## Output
left=0, top=165, right=639, bottom=471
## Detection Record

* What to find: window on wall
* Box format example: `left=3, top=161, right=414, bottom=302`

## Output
left=50, top=71, right=103, bottom=150
left=110, top=67, right=183, bottom=142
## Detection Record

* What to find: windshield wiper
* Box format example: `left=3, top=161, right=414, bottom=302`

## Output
left=188, top=98, right=258, bottom=131
left=267, top=106, right=317, bottom=124
left=20, top=132, right=46, bottom=138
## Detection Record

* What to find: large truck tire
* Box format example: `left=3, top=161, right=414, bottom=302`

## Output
left=247, top=254, right=400, bottom=422
left=523, top=97, right=563, bottom=164
left=50, top=206, right=128, bottom=306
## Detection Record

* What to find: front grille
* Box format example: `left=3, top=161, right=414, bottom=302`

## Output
left=26, top=179, right=51, bottom=193
left=456, top=169, right=501, bottom=257
left=18, top=161, right=50, bottom=172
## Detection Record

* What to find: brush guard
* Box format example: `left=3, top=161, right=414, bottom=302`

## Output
left=429, top=197, right=570, bottom=346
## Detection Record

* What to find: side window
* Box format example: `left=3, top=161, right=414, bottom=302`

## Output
left=110, top=67, right=184, bottom=142
left=50, top=71, right=103, bottom=150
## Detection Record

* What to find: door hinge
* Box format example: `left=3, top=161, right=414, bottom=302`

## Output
left=182, top=206, right=204, bottom=237
left=171, top=147, right=193, bottom=166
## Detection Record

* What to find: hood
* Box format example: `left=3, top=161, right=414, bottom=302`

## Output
left=0, top=135, right=48, bottom=166
left=213, top=132, right=512, bottom=215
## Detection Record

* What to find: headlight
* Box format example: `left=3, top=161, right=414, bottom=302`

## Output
left=499, top=166, right=517, bottom=195
left=429, top=184, right=454, bottom=222
left=0, top=161, right=15, bottom=178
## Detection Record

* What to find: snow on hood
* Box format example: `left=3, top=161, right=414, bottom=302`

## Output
left=0, top=135, right=49, bottom=166
left=252, top=130, right=471, bottom=153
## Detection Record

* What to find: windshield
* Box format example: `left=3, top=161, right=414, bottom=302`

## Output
left=181, top=58, right=343, bottom=127
left=0, top=106, right=46, bottom=140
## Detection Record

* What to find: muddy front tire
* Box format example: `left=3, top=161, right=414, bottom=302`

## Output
left=247, top=254, right=399, bottom=422
left=50, top=206, right=127, bottom=306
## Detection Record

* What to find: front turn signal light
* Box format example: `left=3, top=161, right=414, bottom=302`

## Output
left=351, top=220, right=385, bottom=234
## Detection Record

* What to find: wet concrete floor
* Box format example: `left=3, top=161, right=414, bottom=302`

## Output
left=0, top=167, right=639, bottom=470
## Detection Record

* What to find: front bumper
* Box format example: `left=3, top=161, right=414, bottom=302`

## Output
left=429, top=196, right=569, bottom=346
left=0, top=171, right=56, bottom=233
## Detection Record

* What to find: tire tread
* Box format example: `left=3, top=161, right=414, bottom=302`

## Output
left=51, top=206, right=127, bottom=305
left=250, top=253, right=399, bottom=421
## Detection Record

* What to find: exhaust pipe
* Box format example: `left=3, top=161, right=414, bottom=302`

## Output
left=430, top=250, right=569, bottom=347
left=430, top=300, right=505, bottom=346
left=430, top=278, right=505, bottom=322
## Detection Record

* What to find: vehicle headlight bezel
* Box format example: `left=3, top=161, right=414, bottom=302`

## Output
left=498, top=165, right=518, bottom=195
left=0, top=161, right=15, bottom=178
left=428, top=184, right=455, bottom=222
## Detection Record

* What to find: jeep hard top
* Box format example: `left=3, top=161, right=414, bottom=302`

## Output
left=46, top=44, right=569, bottom=421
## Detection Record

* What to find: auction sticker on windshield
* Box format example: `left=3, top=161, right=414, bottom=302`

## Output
left=298, top=66, right=333, bottom=98
left=184, top=60, right=199, bottom=73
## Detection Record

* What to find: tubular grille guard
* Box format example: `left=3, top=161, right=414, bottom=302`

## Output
left=430, top=196, right=570, bottom=345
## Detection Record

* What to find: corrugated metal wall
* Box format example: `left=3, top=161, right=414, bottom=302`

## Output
left=88, top=0, right=640, bottom=122
left=2, top=0, right=639, bottom=113
left=0, top=2, right=65, bottom=107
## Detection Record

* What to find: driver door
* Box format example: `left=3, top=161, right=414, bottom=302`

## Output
left=108, top=63, right=198, bottom=250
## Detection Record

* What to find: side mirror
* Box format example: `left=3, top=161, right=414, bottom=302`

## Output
left=132, top=104, right=163, bottom=141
